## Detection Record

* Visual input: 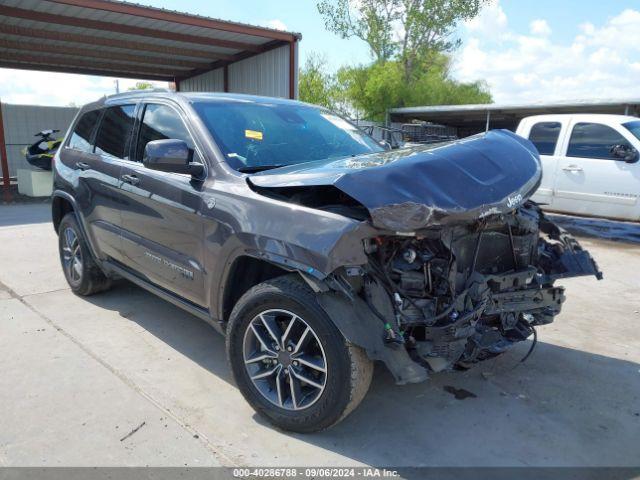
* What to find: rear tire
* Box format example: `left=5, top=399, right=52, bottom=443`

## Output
left=226, top=275, right=373, bottom=433
left=58, top=213, right=111, bottom=296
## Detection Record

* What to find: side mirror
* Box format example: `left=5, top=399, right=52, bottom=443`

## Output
left=143, top=139, right=204, bottom=177
left=610, top=144, right=639, bottom=163
left=379, top=140, right=392, bottom=151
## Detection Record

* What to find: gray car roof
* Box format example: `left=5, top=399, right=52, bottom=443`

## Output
left=79, top=91, right=311, bottom=113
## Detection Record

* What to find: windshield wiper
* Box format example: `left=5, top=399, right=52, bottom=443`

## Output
left=237, top=164, right=287, bottom=173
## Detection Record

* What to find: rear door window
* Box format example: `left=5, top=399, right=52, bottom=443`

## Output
left=135, top=104, right=195, bottom=162
left=67, top=110, right=101, bottom=152
left=567, top=122, right=632, bottom=160
left=94, top=105, right=136, bottom=160
left=528, top=122, right=561, bottom=155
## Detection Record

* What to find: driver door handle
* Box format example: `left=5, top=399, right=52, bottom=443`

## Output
left=75, top=162, right=90, bottom=171
left=121, top=174, right=140, bottom=186
left=562, top=164, right=583, bottom=172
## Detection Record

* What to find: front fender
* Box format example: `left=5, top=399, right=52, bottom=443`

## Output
left=210, top=225, right=372, bottom=321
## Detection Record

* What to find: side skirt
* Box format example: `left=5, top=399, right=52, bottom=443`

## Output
left=103, top=259, right=225, bottom=335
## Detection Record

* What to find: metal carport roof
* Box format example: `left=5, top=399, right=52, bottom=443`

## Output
left=389, top=98, right=640, bottom=137
left=0, top=0, right=300, bottom=89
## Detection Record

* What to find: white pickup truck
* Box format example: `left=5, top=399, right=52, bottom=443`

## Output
left=516, top=114, right=640, bottom=221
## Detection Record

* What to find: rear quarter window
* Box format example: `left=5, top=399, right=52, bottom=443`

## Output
left=67, top=110, right=101, bottom=153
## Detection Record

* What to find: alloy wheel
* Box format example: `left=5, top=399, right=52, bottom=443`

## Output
left=61, top=227, right=83, bottom=283
left=242, top=309, right=327, bottom=411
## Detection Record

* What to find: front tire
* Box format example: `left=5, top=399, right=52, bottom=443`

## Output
left=58, top=213, right=111, bottom=296
left=226, top=275, right=373, bottom=433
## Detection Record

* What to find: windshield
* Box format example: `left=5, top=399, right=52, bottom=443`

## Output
left=193, top=99, right=384, bottom=171
left=622, top=120, right=640, bottom=141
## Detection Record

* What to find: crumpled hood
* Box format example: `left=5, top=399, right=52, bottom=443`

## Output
left=248, top=130, right=542, bottom=231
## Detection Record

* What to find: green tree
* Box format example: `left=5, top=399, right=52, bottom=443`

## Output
left=337, top=55, right=491, bottom=121
left=316, top=0, right=492, bottom=120
left=317, top=0, right=488, bottom=79
left=298, top=54, right=337, bottom=110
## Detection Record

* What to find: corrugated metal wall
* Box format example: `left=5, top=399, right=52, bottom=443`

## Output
left=0, top=103, right=78, bottom=177
left=229, top=45, right=291, bottom=98
left=180, top=45, right=296, bottom=99
left=179, top=68, right=225, bottom=93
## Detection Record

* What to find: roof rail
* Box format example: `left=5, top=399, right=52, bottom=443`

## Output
left=105, top=88, right=174, bottom=99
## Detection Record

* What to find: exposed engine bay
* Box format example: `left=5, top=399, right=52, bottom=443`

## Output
left=354, top=201, right=601, bottom=373
left=248, top=130, right=602, bottom=382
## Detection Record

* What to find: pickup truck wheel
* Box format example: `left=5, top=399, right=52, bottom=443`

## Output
left=226, top=275, right=373, bottom=433
left=58, top=213, right=111, bottom=296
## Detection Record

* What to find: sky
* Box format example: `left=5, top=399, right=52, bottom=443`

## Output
left=1, top=0, right=640, bottom=106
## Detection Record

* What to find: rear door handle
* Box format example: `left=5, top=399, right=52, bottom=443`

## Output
left=75, top=161, right=90, bottom=171
left=562, top=165, right=583, bottom=172
left=121, top=174, right=140, bottom=186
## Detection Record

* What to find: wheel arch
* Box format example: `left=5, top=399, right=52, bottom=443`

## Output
left=219, top=254, right=297, bottom=327
left=51, top=190, right=100, bottom=262
left=52, top=191, right=76, bottom=234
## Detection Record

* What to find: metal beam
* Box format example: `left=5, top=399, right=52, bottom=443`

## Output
left=0, top=51, right=182, bottom=78
left=289, top=40, right=296, bottom=99
left=0, top=60, right=175, bottom=82
left=48, top=0, right=299, bottom=42
left=0, top=99, right=10, bottom=197
left=0, top=39, right=208, bottom=71
left=0, top=5, right=261, bottom=52
left=0, top=24, right=234, bottom=62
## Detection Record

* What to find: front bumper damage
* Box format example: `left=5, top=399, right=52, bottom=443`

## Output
left=313, top=209, right=601, bottom=384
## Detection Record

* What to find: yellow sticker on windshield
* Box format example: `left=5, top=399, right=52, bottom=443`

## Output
left=245, top=129, right=263, bottom=141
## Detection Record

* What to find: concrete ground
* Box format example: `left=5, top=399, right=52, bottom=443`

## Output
left=0, top=203, right=639, bottom=467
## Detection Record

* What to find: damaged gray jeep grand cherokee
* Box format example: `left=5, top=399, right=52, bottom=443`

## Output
left=52, top=92, right=601, bottom=432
